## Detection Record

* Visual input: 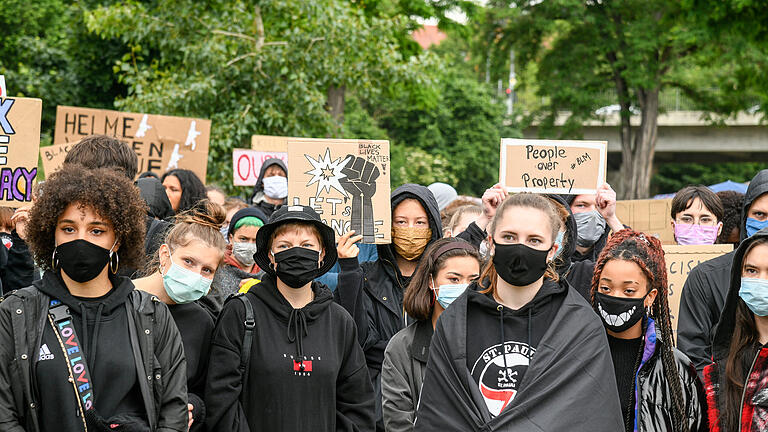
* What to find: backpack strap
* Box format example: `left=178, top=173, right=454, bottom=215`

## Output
left=237, top=293, right=255, bottom=399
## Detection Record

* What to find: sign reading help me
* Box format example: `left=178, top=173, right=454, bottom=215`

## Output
left=287, top=139, right=391, bottom=244
left=0, top=97, right=41, bottom=206
left=53, top=106, right=211, bottom=180
left=500, top=139, right=607, bottom=194
left=662, top=244, right=733, bottom=337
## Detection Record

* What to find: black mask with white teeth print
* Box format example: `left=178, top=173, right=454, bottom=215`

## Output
left=595, top=292, right=647, bottom=333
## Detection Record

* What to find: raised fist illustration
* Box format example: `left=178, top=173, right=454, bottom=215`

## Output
left=339, top=155, right=380, bottom=243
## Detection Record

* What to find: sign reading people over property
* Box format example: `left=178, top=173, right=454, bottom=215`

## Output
left=663, top=244, right=733, bottom=337
left=0, top=97, right=42, bottom=206
left=287, top=139, right=391, bottom=244
left=500, top=139, right=607, bottom=194
left=53, top=106, right=211, bottom=180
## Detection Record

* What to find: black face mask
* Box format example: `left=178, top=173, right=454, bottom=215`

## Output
left=273, top=247, right=321, bottom=289
left=595, top=292, right=647, bottom=333
left=492, top=242, right=550, bottom=286
left=56, top=239, right=113, bottom=283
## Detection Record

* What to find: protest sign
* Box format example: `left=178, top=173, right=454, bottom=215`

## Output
left=250, top=135, right=293, bottom=152
left=53, top=106, right=211, bottom=180
left=0, top=97, right=42, bottom=206
left=616, top=199, right=675, bottom=244
left=499, top=139, right=607, bottom=194
left=663, top=244, right=733, bottom=336
left=287, top=139, right=391, bottom=243
left=0, top=76, right=6, bottom=99
left=232, top=149, right=288, bottom=186
left=40, top=142, right=76, bottom=177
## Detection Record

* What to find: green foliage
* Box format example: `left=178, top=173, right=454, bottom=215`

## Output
left=652, top=162, right=762, bottom=195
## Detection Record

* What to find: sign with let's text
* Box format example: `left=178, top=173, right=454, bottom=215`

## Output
left=500, top=139, right=607, bottom=194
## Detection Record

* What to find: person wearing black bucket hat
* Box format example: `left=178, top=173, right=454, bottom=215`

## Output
left=205, top=205, right=376, bottom=432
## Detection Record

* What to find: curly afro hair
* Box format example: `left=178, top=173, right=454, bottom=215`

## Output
left=27, top=165, right=147, bottom=272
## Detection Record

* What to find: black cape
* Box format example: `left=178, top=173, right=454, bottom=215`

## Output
left=414, top=284, right=623, bottom=431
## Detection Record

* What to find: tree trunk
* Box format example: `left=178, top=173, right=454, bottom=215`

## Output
left=619, top=88, right=659, bottom=199
left=327, top=85, right=345, bottom=135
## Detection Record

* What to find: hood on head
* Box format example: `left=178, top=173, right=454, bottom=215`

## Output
left=250, top=158, right=288, bottom=200
left=545, top=194, right=577, bottom=277
left=137, top=177, right=175, bottom=220
left=379, top=184, right=443, bottom=261
left=427, top=182, right=458, bottom=212
left=711, top=228, right=768, bottom=359
left=227, top=207, right=269, bottom=238
left=740, top=169, right=768, bottom=242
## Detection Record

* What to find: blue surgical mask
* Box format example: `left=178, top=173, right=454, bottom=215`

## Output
left=432, top=279, right=469, bottom=309
left=739, top=277, right=768, bottom=316
left=746, top=218, right=768, bottom=238
left=552, top=231, right=565, bottom=259
left=162, top=252, right=213, bottom=304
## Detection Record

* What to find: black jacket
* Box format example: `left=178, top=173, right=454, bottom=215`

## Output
left=413, top=280, right=623, bottom=431
left=678, top=169, right=768, bottom=374
left=703, top=229, right=768, bottom=432
left=0, top=272, right=188, bottom=432
left=334, top=184, right=442, bottom=429
left=205, top=274, right=375, bottom=432
left=616, top=318, right=706, bottom=432
left=1, top=230, right=38, bottom=294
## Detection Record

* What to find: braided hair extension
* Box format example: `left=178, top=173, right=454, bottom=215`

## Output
left=590, top=229, right=688, bottom=432
left=716, top=190, right=744, bottom=245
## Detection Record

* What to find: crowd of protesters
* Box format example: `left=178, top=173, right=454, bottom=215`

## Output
left=0, top=134, right=764, bottom=431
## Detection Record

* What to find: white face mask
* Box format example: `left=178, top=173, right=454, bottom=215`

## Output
left=232, top=242, right=258, bottom=266
left=262, top=175, right=288, bottom=199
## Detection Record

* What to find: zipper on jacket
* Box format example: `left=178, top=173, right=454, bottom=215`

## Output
left=738, top=349, right=761, bottom=432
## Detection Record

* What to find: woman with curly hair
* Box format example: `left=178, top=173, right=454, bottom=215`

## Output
left=591, top=229, right=705, bottom=432
left=0, top=165, right=188, bottom=432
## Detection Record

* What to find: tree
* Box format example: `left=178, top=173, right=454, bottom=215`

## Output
left=480, top=0, right=751, bottom=199
left=85, top=0, right=436, bottom=190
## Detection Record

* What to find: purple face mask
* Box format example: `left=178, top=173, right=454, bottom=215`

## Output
left=674, top=223, right=720, bottom=245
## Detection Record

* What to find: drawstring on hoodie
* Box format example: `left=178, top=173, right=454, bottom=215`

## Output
left=79, top=302, right=106, bottom=373
left=498, top=303, right=535, bottom=373
left=287, top=308, right=309, bottom=370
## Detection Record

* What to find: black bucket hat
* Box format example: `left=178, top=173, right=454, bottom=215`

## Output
left=253, top=205, right=338, bottom=277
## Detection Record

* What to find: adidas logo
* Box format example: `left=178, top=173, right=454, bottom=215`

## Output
left=38, top=344, right=54, bottom=361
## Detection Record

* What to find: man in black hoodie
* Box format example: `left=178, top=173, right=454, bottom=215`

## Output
left=248, top=158, right=287, bottom=217
left=335, top=183, right=442, bottom=431
left=678, top=169, right=768, bottom=374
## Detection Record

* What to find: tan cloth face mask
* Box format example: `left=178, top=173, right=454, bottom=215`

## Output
left=391, top=226, right=432, bottom=261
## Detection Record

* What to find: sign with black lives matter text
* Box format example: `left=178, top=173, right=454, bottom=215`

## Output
left=500, top=139, right=607, bottom=194
left=287, top=139, right=391, bottom=244
left=53, top=106, right=211, bottom=181
left=662, top=244, right=733, bottom=338
left=0, top=97, right=42, bottom=206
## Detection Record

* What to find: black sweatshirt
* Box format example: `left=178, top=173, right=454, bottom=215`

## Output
left=465, top=280, right=564, bottom=417
left=35, top=272, right=146, bottom=431
left=607, top=334, right=643, bottom=432
left=205, top=274, right=376, bottom=432
left=169, top=302, right=214, bottom=431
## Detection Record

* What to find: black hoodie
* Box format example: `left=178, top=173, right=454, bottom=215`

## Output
left=248, top=158, right=287, bottom=218
left=205, top=273, right=375, bottom=432
left=34, top=272, right=147, bottom=431
left=703, top=228, right=768, bottom=431
left=334, top=183, right=442, bottom=430
left=414, top=278, right=623, bottom=431
left=678, top=169, right=768, bottom=374
left=137, top=177, right=174, bottom=262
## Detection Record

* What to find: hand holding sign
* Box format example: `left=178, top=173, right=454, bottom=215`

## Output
left=340, top=155, right=380, bottom=243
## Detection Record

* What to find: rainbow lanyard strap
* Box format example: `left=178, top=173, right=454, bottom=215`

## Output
left=47, top=299, right=94, bottom=430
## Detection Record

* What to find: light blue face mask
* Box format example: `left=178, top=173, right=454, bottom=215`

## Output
left=162, top=248, right=213, bottom=304
left=746, top=218, right=768, bottom=238
left=552, top=231, right=565, bottom=259
left=432, top=279, right=469, bottom=309
left=739, top=277, right=768, bottom=317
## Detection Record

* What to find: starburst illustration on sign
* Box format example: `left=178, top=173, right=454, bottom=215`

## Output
left=305, top=148, right=351, bottom=198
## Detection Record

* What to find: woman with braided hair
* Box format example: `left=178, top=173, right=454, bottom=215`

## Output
left=591, top=229, right=705, bottom=432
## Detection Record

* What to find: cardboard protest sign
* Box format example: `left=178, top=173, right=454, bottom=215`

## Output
left=232, top=149, right=288, bottom=186
left=616, top=199, right=675, bottom=244
left=0, top=76, right=6, bottom=99
left=250, top=135, right=293, bottom=152
left=0, top=97, right=42, bottom=206
left=40, top=142, right=76, bottom=177
left=499, top=139, right=607, bottom=194
left=287, top=139, right=391, bottom=243
left=53, top=106, right=211, bottom=180
left=663, top=244, right=733, bottom=336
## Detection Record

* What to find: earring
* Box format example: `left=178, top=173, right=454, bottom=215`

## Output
left=110, top=252, right=120, bottom=274
left=51, top=248, right=59, bottom=270
left=645, top=305, right=652, bottom=317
